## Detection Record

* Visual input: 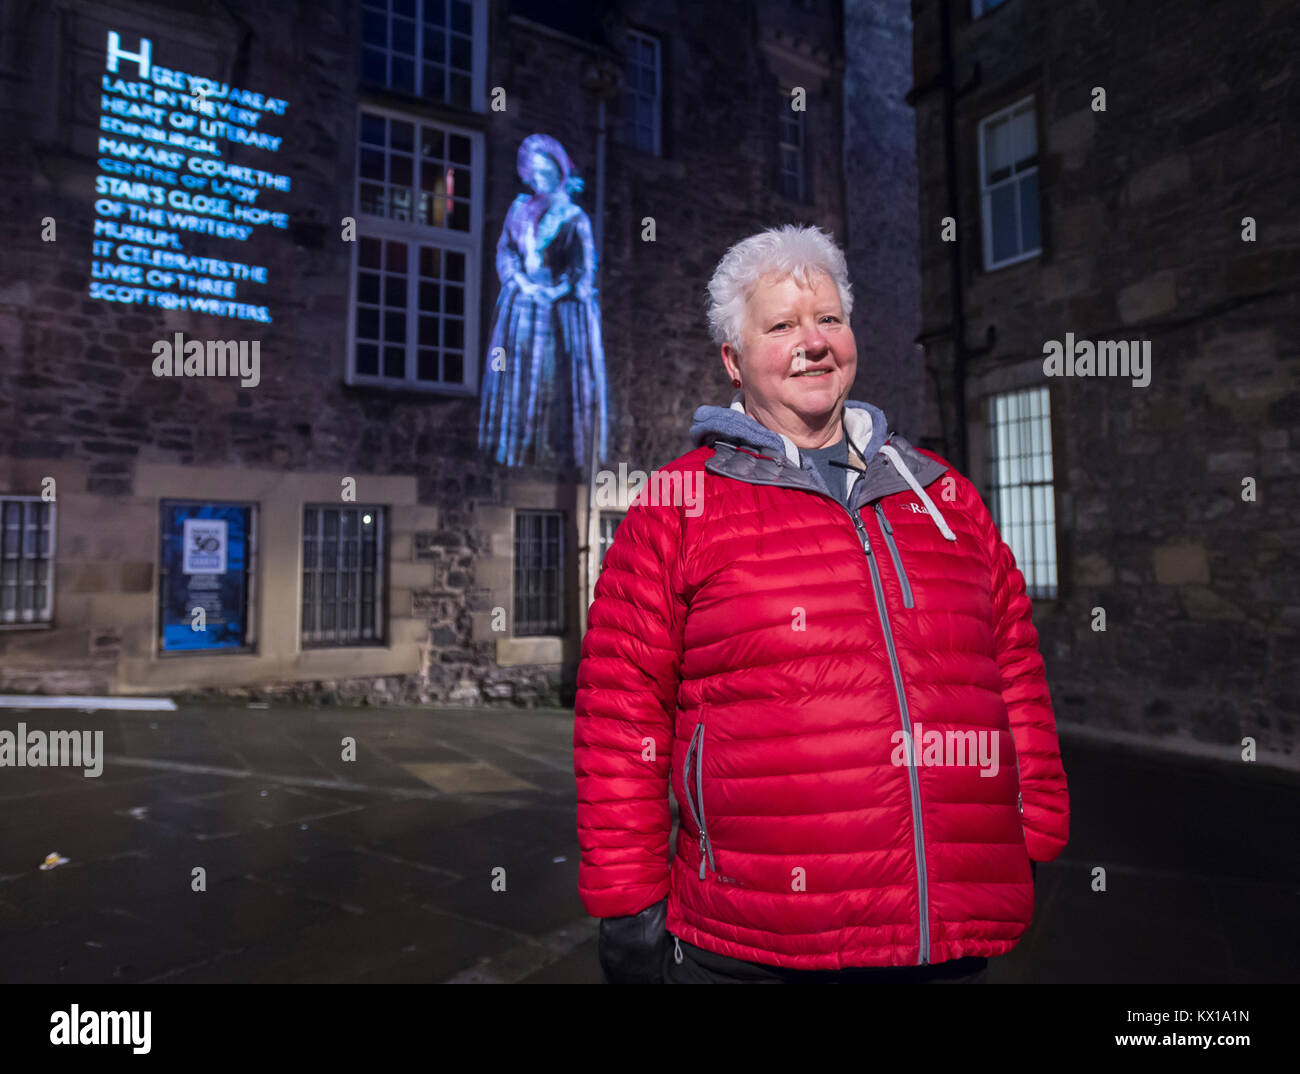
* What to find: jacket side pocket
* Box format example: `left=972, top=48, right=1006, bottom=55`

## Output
left=681, top=723, right=705, bottom=879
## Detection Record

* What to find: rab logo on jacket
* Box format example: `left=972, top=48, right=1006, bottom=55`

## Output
left=899, top=501, right=929, bottom=515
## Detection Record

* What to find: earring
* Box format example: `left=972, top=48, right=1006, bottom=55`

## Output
left=732, top=378, right=741, bottom=388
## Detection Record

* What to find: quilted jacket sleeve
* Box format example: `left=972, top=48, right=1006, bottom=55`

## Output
left=975, top=493, right=1071, bottom=863
left=574, top=496, right=686, bottom=918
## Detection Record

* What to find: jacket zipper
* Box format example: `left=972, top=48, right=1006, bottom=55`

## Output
left=682, top=722, right=716, bottom=880
left=705, top=448, right=933, bottom=961
left=873, top=502, right=914, bottom=609
left=851, top=506, right=931, bottom=965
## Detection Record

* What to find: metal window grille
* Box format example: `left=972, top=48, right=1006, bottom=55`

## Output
left=778, top=95, right=805, bottom=201
left=302, top=506, right=386, bottom=646
left=514, top=511, right=563, bottom=634
left=361, top=0, right=477, bottom=106
left=598, top=512, right=625, bottom=569
left=621, top=30, right=661, bottom=155
left=0, top=497, right=54, bottom=625
left=988, top=387, right=1057, bottom=599
left=978, top=97, right=1041, bottom=269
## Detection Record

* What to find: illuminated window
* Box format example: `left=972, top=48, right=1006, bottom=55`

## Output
left=351, top=108, right=480, bottom=390
left=778, top=90, right=805, bottom=202
left=361, top=0, right=483, bottom=107
left=972, top=0, right=1010, bottom=16
left=302, top=506, right=386, bottom=647
left=987, top=387, right=1056, bottom=599
left=978, top=97, right=1041, bottom=270
left=0, top=497, right=54, bottom=626
left=515, top=511, right=563, bottom=635
left=620, top=30, right=661, bottom=155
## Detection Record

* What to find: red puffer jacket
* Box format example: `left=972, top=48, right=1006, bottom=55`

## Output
left=574, top=398, right=1070, bottom=970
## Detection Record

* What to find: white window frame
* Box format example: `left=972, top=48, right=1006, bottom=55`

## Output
left=987, top=386, right=1057, bottom=600
left=977, top=95, right=1041, bottom=271
left=346, top=103, right=483, bottom=395
left=360, top=0, right=489, bottom=112
left=0, top=495, right=55, bottom=627
left=622, top=29, right=662, bottom=156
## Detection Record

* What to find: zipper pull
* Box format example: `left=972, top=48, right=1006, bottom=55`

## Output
left=698, top=835, right=708, bottom=880
left=674, top=936, right=683, bottom=964
left=1018, top=791, right=1023, bottom=815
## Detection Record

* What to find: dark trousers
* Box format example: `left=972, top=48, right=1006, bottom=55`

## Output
left=663, top=935, right=990, bottom=984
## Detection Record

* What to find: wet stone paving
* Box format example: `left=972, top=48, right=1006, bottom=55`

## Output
left=0, top=703, right=1293, bottom=983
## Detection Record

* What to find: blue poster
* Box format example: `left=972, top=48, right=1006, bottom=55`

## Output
left=159, top=502, right=251, bottom=651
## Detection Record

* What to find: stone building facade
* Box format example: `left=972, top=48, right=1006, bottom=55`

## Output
left=909, top=0, right=1298, bottom=755
left=0, top=0, right=917, bottom=706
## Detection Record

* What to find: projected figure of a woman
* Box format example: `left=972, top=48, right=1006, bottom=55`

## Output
left=478, top=134, right=609, bottom=468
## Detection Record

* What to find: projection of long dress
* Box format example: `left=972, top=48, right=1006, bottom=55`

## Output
left=478, top=134, right=609, bottom=468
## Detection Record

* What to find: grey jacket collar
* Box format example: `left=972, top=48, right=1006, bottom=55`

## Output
left=691, top=394, right=950, bottom=514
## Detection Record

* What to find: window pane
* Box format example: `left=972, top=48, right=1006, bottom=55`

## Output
left=449, top=72, right=471, bottom=107
left=1018, top=172, right=1041, bottom=253
left=393, top=17, right=416, bottom=55
left=362, top=10, right=386, bottom=46
left=990, top=184, right=1017, bottom=263
left=449, top=33, right=471, bottom=71
left=392, top=57, right=415, bottom=92
left=360, top=148, right=384, bottom=181
left=1013, top=106, right=1037, bottom=166
left=985, top=117, right=1011, bottom=181
left=361, top=48, right=386, bottom=85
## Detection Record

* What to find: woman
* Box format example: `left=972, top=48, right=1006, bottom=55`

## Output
left=574, top=224, right=1070, bottom=984
left=478, top=134, right=609, bottom=469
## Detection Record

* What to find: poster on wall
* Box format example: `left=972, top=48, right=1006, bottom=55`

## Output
left=159, top=502, right=253, bottom=652
left=181, top=517, right=227, bottom=574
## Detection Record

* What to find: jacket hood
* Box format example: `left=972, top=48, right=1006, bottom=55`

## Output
left=690, top=393, right=890, bottom=467
left=689, top=392, right=958, bottom=542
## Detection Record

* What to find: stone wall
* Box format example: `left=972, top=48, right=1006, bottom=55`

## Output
left=0, top=0, right=889, bottom=706
left=911, top=0, right=1299, bottom=754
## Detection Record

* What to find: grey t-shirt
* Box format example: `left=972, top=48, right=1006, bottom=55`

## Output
left=801, top=434, right=849, bottom=506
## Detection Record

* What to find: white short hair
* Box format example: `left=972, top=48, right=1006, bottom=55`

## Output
left=705, top=224, right=853, bottom=357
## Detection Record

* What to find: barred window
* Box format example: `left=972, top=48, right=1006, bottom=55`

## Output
left=620, top=30, right=661, bottom=155
left=0, top=497, right=54, bottom=625
left=514, top=511, right=563, bottom=634
left=988, top=387, right=1057, bottom=599
left=978, top=97, right=1041, bottom=270
left=302, top=506, right=386, bottom=646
